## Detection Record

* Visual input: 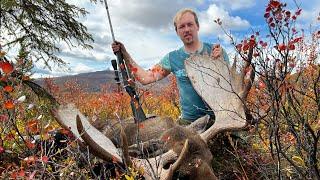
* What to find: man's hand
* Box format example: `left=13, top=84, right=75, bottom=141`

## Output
left=111, top=41, right=127, bottom=54
left=211, top=44, right=223, bottom=59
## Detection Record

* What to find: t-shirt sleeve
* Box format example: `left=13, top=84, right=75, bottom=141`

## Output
left=158, top=53, right=171, bottom=72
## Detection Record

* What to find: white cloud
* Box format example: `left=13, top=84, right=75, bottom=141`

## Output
left=32, top=65, right=72, bottom=78
left=73, top=63, right=95, bottom=73
left=107, top=0, right=208, bottom=29
left=199, top=4, right=251, bottom=36
left=298, top=4, right=320, bottom=25
left=30, top=0, right=253, bottom=77
left=210, top=0, right=256, bottom=10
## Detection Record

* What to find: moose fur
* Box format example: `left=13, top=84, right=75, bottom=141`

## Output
left=161, top=126, right=217, bottom=180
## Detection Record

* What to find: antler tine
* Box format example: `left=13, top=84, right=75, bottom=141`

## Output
left=231, top=53, right=238, bottom=71
left=76, top=115, right=122, bottom=163
left=120, top=127, right=132, bottom=167
left=161, top=139, right=189, bottom=180
left=239, top=47, right=255, bottom=122
left=200, top=120, right=233, bottom=143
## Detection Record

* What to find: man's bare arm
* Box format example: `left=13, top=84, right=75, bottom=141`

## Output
left=112, top=41, right=170, bottom=85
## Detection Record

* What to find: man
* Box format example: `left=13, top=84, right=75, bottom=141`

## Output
left=112, top=8, right=229, bottom=125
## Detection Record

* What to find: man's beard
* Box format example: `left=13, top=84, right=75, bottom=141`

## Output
left=182, top=36, right=193, bottom=45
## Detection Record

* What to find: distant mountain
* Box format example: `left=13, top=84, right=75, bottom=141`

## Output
left=35, top=70, right=170, bottom=92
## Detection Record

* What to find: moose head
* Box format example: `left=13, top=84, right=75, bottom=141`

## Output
left=53, top=50, right=254, bottom=179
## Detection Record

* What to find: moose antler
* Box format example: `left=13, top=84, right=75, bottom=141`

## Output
left=52, top=104, right=122, bottom=162
left=185, top=48, right=254, bottom=142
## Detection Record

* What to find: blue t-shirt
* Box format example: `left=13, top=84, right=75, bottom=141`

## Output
left=159, top=42, right=229, bottom=121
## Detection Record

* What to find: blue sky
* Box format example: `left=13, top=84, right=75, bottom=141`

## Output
left=31, top=0, right=319, bottom=78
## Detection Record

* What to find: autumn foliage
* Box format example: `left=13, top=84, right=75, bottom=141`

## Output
left=0, top=47, right=180, bottom=178
left=1, top=0, right=319, bottom=179
left=223, top=0, right=319, bottom=178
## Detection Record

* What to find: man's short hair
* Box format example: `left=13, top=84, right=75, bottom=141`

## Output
left=173, top=8, right=199, bottom=31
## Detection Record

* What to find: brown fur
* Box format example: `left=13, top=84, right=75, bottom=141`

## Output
left=161, top=126, right=217, bottom=180
left=91, top=116, right=175, bottom=146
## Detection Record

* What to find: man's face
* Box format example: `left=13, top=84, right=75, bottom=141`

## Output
left=176, top=12, right=199, bottom=45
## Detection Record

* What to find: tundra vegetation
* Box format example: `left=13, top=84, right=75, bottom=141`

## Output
left=0, top=0, right=319, bottom=179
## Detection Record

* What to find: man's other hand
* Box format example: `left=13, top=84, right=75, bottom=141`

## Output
left=111, top=41, right=126, bottom=54
left=211, top=44, right=223, bottom=59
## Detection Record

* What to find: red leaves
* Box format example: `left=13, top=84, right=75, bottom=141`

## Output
left=11, top=168, right=26, bottom=179
left=277, top=41, right=298, bottom=51
left=295, top=9, right=302, bottom=16
left=237, top=37, right=256, bottom=52
left=289, top=63, right=295, bottom=68
left=18, top=169, right=26, bottom=177
left=278, top=44, right=286, bottom=51
left=161, top=134, right=171, bottom=142
left=266, top=6, right=272, bottom=12
left=138, top=123, right=144, bottom=129
left=25, top=140, right=36, bottom=150
left=288, top=44, right=295, bottom=51
left=264, top=13, right=270, bottom=18
left=26, top=119, right=40, bottom=133
left=269, top=1, right=281, bottom=9
left=259, top=41, right=268, bottom=48
left=253, top=52, right=260, bottom=58
left=248, top=39, right=256, bottom=48
left=292, top=37, right=302, bottom=43
left=316, top=31, right=320, bottom=38
left=258, top=81, right=266, bottom=89
left=4, top=85, right=13, bottom=92
left=266, top=15, right=274, bottom=25
left=0, top=61, right=14, bottom=74
left=143, top=91, right=150, bottom=96
left=59, top=128, right=74, bottom=139
left=270, top=22, right=275, bottom=28
left=0, top=146, right=4, bottom=154
left=292, top=15, right=297, bottom=20
left=285, top=11, right=291, bottom=17
left=42, top=155, right=49, bottom=163
left=5, top=133, right=15, bottom=140
left=0, top=114, right=9, bottom=122
left=264, top=1, right=302, bottom=31
left=24, top=155, right=38, bottom=164
left=4, top=100, right=15, bottom=109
